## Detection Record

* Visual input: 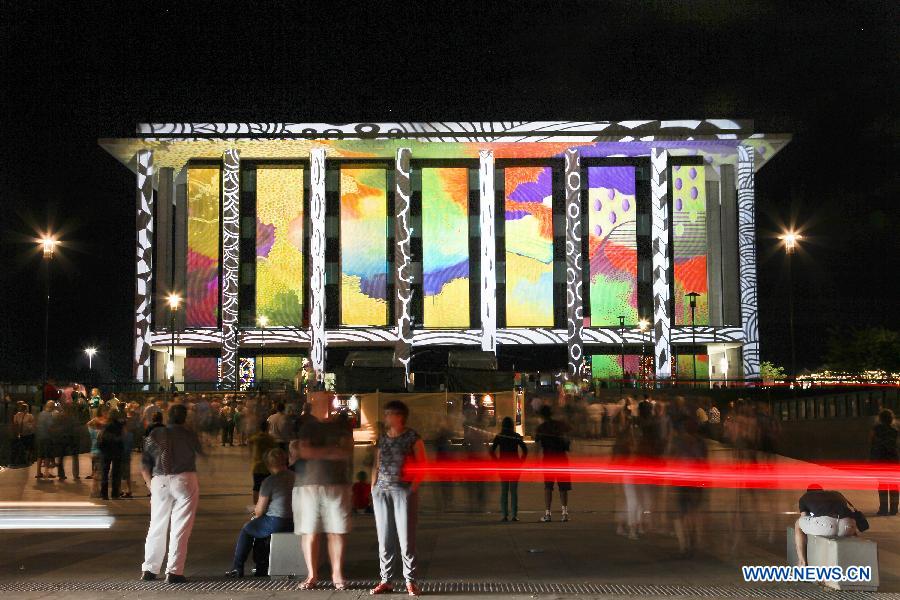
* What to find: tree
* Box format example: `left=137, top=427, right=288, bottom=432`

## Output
left=760, top=361, right=786, bottom=384
left=825, top=328, right=900, bottom=374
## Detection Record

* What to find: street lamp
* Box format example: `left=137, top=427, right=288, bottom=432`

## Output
left=686, top=292, right=701, bottom=388
left=84, top=347, right=97, bottom=383
left=39, top=234, right=58, bottom=383
left=638, top=318, right=650, bottom=387
left=257, top=315, right=269, bottom=388
left=779, top=230, right=802, bottom=382
left=167, top=293, right=182, bottom=392
left=618, top=315, right=626, bottom=392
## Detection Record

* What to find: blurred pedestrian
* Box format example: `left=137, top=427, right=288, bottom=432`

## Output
left=535, top=405, right=572, bottom=522
left=249, top=420, right=277, bottom=503
left=266, top=402, right=292, bottom=451
left=490, top=416, right=527, bottom=522
left=35, top=401, right=58, bottom=479
left=221, top=401, right=235, bottom=446
left=870, top=409, right=899, bottom=515
left=12, top=402, right=35, bottom=466
left=99, top=410, right=125, bottom=500
left=140, top=403, right=203, bottom=583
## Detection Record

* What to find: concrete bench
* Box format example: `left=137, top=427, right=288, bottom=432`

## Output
left=787, top=525, right=879, bottom=591
left=268, top=532, right=307, bottom=578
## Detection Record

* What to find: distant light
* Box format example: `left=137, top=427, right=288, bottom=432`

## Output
left=348, top=395, right=359, bottom=412
left=469, top=394, right=477, bottom=406
left=332, top=395, right=341, bottom=409
left=40, top=235, right=58, bottom=259
left=167, top=293, right=182, bottom=310
left=257, top=314, right=269, bottom=328
left=638, top=318, right=650, bottom=332
left=84, top=347, right=97, bottom=357
left=482, top=394, right=493, bottom=406
left=779, top=230, right=802, bottom=254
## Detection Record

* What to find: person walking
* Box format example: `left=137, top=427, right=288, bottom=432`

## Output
left=249, top=420, right=277, bottom=503
left=12, top=402, right=35, bottom=466
left=534, top=405, right=572, bottom=522
left=266, top=402, right=292, bottom=451
left=370, top=401, right=426, bottom=596
left=225, top=448, right=295, bottom=578
left=490, top=416, right=528, bottom=522
left=870, top=409, right=899, bottom=515
left=99, top=410, right=125, bottom=500
left=292, top=415, right=353, bottom=590
left=221, top=401, right=235, bottom=447
left=140, top=404, right=203, bottom=583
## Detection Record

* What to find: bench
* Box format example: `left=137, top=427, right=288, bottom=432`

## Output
left=787, top=525, right=879, bottom=591
left=268, top=532, right=307, bottom=578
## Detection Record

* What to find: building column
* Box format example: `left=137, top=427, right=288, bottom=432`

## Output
left=564, top=148, right=584, bottom=376
left=394, top=148, right=413, bottom=381
left=479, top=150, right=497, bottom=353
left=220, top=149, right=241, bottom=389
left=309, top=148, right=327, bottom=381
left=134, top=149, right=154, bottom=382
left=650, top=148, right=672, bottom=379
left=154, top=167, right=175, bottom=328
left=737, top=145, right=761, bottom=379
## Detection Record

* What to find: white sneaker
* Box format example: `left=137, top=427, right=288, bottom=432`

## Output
left=540, top=513, right=552, bottom=522
left=561, top=512, right=569, bottom=522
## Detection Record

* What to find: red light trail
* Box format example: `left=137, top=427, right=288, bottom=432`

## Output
left=403, top=458, right=900, bottom=490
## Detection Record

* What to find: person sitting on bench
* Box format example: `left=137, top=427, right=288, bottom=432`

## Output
left=226, top=448, right=295, bottom=577
left=795, top=484, right=859, bottom=567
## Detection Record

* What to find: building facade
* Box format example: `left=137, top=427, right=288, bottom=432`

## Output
left=100, top=121, right=789, bottom=389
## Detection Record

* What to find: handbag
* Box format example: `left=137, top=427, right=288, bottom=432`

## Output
left=848, top=501, right=870, bottom=532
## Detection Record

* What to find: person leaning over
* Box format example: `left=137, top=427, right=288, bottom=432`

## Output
left=225, top=448, right=295, bottom=578
left=794, top=484, right=861, bottom=567
left=140, top=404, right=203, bottom=584
left=370, top=400, right=427, bottom=597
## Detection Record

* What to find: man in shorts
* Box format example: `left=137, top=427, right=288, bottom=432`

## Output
left=535, top=405, right=572, bottom=522
left=794, top=484, right=859, bottom=566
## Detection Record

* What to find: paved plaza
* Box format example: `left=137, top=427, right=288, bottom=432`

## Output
left=2, top=441, right=899, bottom=599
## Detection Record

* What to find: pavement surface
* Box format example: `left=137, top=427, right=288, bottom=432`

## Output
left=2, top=438, right=899, bottom=599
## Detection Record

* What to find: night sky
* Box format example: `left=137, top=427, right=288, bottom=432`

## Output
left=1, top=2, right=897, bottom=381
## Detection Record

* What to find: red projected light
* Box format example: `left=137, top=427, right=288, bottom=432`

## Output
left=402, top=458, right=900, bottom=490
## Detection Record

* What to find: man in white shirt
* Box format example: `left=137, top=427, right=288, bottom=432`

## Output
left=266, top=402, right=293, bottom=450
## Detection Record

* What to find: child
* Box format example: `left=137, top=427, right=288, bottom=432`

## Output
left=352, top=470, right=373, bottom=514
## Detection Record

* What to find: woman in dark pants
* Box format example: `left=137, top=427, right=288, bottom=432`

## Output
left=490, top=417, right=528, bottom=522
left=870, top=409, right=899, bottom=515
left=99, top=410, right=125, bottom=500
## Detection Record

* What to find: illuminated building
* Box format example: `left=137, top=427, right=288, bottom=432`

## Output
left=100, top=121, right=789, bottom=388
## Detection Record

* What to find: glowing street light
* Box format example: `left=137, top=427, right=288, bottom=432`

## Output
left=40, top=236, right=58, bottom=259
left=167, top=293, right=182, bottom=391
left=84, top=347, right=97, bottom=370
left=779, top=230, right=802, bottom=255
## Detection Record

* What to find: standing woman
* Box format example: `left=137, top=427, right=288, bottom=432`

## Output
left=86, top=405, right=109, bottom=491
left=89, top=388, right=103, bottom=418
left=490, top=417, right=528, bottom=522
left=370, top=401, right=426, bottom=597
left=221, top=401, right=235, bottom=447
left=870, top=409, right=899, bottom=515
left=35, top=401, right=57, bottom=479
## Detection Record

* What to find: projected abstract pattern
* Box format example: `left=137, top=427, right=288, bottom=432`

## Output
left=676, top=353, right=709, bottom=380
left=672, top=165, right=708, bottom=325
left=184, top=356, right=217, bottom=382
left=504, top=167, right=553, bottom=326
left=422, top=168, right=469, bottom=327
left=257, top=355, right=304, bottom=381
left=590, top=354, right=641, bottom=380
left=341, top=168, right=388, bottom=326
left=186, top=167, right=220, bottom=327
left=587, top=166, right=638, bottom=326
left=256, top=166, right=304, bottom=326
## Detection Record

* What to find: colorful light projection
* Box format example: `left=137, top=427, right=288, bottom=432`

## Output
left=340, top=168, right=389, bottom=326
left=504, top=167, right=554, bottom=326
left=590, top=354, right=642, bottom=381
left=256, top=166, right=304, bottom=326
left=675, top=353, right=710, bottom=381
left=186, top=167, right=220, bottom=327
left=587, top=166, right=638, bottom=326
left=256, top=356, right=304, bottom=381
left=422, top=168, right=469, bottom=327
left=672, top=165, right=708, bottom=325
left=184, top=356, right=217, bottom=382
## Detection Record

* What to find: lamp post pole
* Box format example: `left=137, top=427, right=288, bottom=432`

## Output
left=618, top=315, right=626, bottom=393
left=686, top=292, right=700, bottom=389
left=639, top=318, right=649, bottom=389
left=40, top=236, right=57, bottom=384
left=167, top=294, right=181, bottom=394
left=84, top=347, right=96, bottom=387
left=779, top=230, right=802, bottom=387
left=258, top=315, right=269, bottom=390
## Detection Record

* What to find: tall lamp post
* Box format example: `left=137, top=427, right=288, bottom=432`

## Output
left=686, top=292, right=700, bottom=388
left=638, top=318, right=650, bottom=388
left=779, top=230, right=802, bottom=383
left=166, top=293, right=182, bottom=392
left=84, top=347, right=97, bottom=386
left=40, top=235, right=58, bottom=383
left=257, top=315, right=269, bottom=389
left=618, top=315, right=626, bottom=392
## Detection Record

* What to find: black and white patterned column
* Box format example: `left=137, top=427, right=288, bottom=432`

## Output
left=564, top=148, right=584, bottom=376
left=737, top=145, right=760, bottom=379
left=220, top=149, right=240, bottom=389
left=394, top=148, right=413, bottom=381
left=309, top=148, right=327, bottom=381
left=479, top=150, right=497, bottom=353
left=134, top=149, right=154, bottom=382
left=650, top=148, right=672, bottom=379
